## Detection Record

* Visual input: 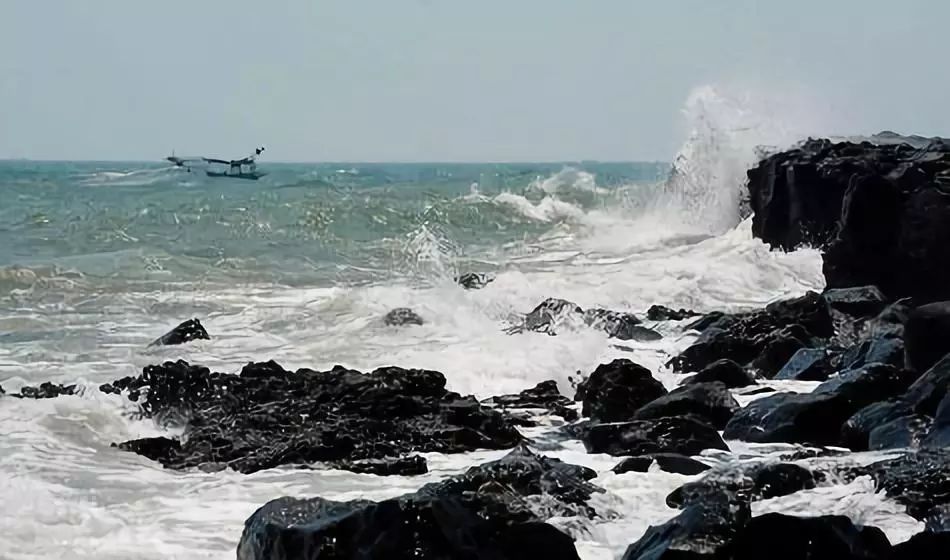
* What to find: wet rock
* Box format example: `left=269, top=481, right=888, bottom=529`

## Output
left=681, top=359, right=757, bottom=389
left=684, top=311, right=728, bottom=333
left=115, top=437, right=182, bottom=463
left=384, top=307, right=424, bottom=326
left=621, top=493, right=750, bottom=560
left=867, top=299, right=913, bottom=339
left=869, top=415, right=934, bottom=451
left=747, top=136, right=950, bottom=302
left=667, top=462, right=821, bottom=509
left=634, top=382, right=740, bottom=429
left=148, top=318, right=210, bottom=347
left=519, top=298, right=583, bottom=335
left=823, top=286, right=890, bottom=318
left=110, top=360, right=522, bottom=474
left=890, top=531, right=950, bottom=560
left=752, top=463, right=822, bottom=500
left=582, top=415, right=728, bottom=457
left=512, top=298, right=658, bottom=340
left=752, top=325, right=814, bottom=378
left=774, top=348, right=835, bottom=381
left=870, top=448, right=950, bottom=520
left=335, top=455, right=428, bottom=476
left=729, top=513, right=892, bottom=560
left=485, top=380, right=578, bottom=422
left=576, top=359, right=667, bottom=422
left=902, top=352, right=950, bottom=414
left=455, top=272, right=494, bottom=290
left=14, top=382, right=77, bottom=399
left=842, top=400, right=912, bottom=451
left=647, top=305, right=699, bottom=322
left=839, top=336, right=905, bottom=371
left=613, top=453, right=711, bottom=476
left=584, top=308, right=661, bottom=341
left=924, top=504, right=950, bottom=532
left=922, top=391, right=950, bottom=448
left=905, top=301, right=950, bottom=373
left=741, top=387, right=775, bottom=396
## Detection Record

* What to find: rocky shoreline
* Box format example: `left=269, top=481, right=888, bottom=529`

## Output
left=5, top=135, right=950, bottom=558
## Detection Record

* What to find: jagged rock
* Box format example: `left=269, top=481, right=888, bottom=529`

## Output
left=681, top=359, right=757, bottom=389
left=746, top=136, right=950, bottom=302
left=335, top=456, right=428, bottom=476
left=667, top=462, right=821, bottom=509
left=774, top=348, right=835, bottom=381
left=867, top=299, right=913, bottom=339
left=512, top=298, right=658, bottom=341
left=148, top=318, right=210, bottom=347
left=890, top=531, right=950, bottom=560
left=868, top=414, right=934, bottom=451
left=576, top=359, right=667, bottom=422
left=621, top=493, right=750, bottom=560
left=584, top=308, right=662, bottom=341
left=870, top=448, right=950, bottom=520
left=520, top=298, right=583, bottom=335
left=634, top=382, right=740, bottom=429
left=684, top=312, right=728, bottom=333
left=725, top=364, right=911, bottom=446
left=384, top=307, right=424, bottom=326
left=729, top=513, right=892, bottom=560
left=115, top=437, right=182, bottom=464
left=485, top=380, right=578, bottom=422
left=108, top=360, right=522, bottom=473
left=14, top=382, right=77, bottom=399
left=839, top=336, right=905, bottom=371
left=582, top=415, right=728, bottom=457
left=647, top=305, right=698, bottom=321
left=905, top=301, right=950, bottom=373
left=668, top=292, right=833, bottom=373
left=841, top=400, right=911, bottom=451
left=822, top=286, right=890, bottom=318
left=902, top=352, right=950, bottom=413
left=456, top=272, right=494, bottom=290
left=613, top=453, right=711, bottom=476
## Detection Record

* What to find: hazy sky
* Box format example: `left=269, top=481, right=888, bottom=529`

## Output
left=2, top=0, right=948, bottom=161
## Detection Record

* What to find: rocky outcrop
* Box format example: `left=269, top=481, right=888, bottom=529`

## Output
left=582, top=415, right=728, bottom=457
left=633, top=382, right=740, bottom=429
left=680, top=359, right=757, bottom=389
left=148, top=318, right=210, bottom=347
left=666, top=462, right=823, bottom=509
left=510, top=298, right=661, bottom=341
left=647, top=305, right=699, bottom=322
left=237, top=445, right=595, bottom=560
left=484, top=380, right=578, bottom=422
left=105, top=360, right=522, bottom=474
left=576, top=359, right=668, bottom=422
left=383, top=307, right=424, bottom=326
left=746, top=136, right=950, bottom=303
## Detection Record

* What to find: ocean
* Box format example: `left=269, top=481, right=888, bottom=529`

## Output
left=0, top=90, right=924, bottom=559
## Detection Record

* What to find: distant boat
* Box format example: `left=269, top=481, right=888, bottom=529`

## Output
left=164, top=147, right=267, bottom=180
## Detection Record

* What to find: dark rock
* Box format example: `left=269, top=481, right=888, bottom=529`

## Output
left=867, top=299, right=913, bottom=339
left=871, top=448, right=950, bottom=520
left=512, top=298, right=658, bottom=341
left=740, top=387, right=775, bottom=396
left=922, top=391, right=950, bottom=448
left=901, top=352, right=950, bottom=414
left=519, top=298, right=583, bottom=335
left=634, top=382, right=740, bottom=429
left=681, top=359, right=757, bottom=389
left=725, top=364, right=910, bottom=446
left=577, top=359, right=667, bottom=422
left=924, top=504, right=950, bottom=532
left=621, top=493, right=750, bottom=560
left=456, top=272, right=494, bottom=290
left=584, top=308, right=661, bottom=341
left=752, top=325, right=814, bottom=378
left=905, top=301, right=950, bottom=373
left=890, top=531, right=950, bottom=560
left=485, top=380, right=578, bottom=421
left=384, top=307, right=424, bottom=326
left=647, top=305, right=698, bottom=322
left=840, top=336, right=905, bottom=371
left=110, top=360, right=522, bottom=473
left=148, top=318, right=210, bottom=347
left=746, top=137, right=950, bottom=302
left=582, top=415, right=728, bottom=457
left=774, top=348, right=835, bottom=381
left=115, top=437, right=182, bottom=464
left=753, top=463, right=821, bottom=500
left=823, top=286, right=890, bottom=318
left=729, top=513, right=892, bottom=560
left=869, top=415, right=934, bottom=451
left=667, top=462, right=821, bottom=509
left=684, top=311, right=728, bottom=333
left=14, top=382, right=77, bottom=399
left=613, top=453, right=711, bottom=476
left=842, top=400, right=912, bottom=451
left=335, top=455, right=428, bottom=476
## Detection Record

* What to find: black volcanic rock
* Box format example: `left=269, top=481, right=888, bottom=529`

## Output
left=238, top=446, right=593, bottom=560
left=613, top=453, right=711, bottom=476
left=822, top=286, right=890, bottom=318
left=774, top=348, right=835, bottom=381
left=108, top=360, right=522, bottom=474
left=485, top=380, right=578, bottom=421
left=729, top=513, right=892, bottom=560
left=904, top=301, right=950, bottom=373
left=746, top=136, right=950, bottom=302
left=335, top=456, right=428, bottom=476
left=511, top=298, right=660, bottom=341
left=890, top=531, right=950, bottom=560
left=14, top=381, right=77, bottom=399
left=148, top=318, right=210, bottom=347
left=384, top=307, right=424, bottom=326
left=681, top=359, right=757, bottom=389
left=455, top=272, right=494, bottom=290
left=667, top=462, right=822, bottom=510
left=647, top=305, right=699, bottom=321
left=634, top=382, right=740, bottom=429
left=576, top=359, right=667, bottom=422
left=582, top=415, right=728, bottom=457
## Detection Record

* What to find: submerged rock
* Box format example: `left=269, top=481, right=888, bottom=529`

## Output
left=334, top=455, right=428, bottom=476
left=383, top=307, right=424, bottom=326
left=148, top=318, right=210, bottom=347
left=485, top=380, right=578, bottom=422
left=633, top=382, right=740, bottom=429
left=455, top=272, right=494, bottom=290
left=647, top=305, right=699, bottom=322
left=582, top=415, right=728, bottom=457
left=511, top=298, right=660, bottom=341
left=576, top=359, right=667, bottom=422
left=667, top=462, right=822, bottom=510
left=14, top=381, right=77, bottom=399
left=613, top=453, right=711, bottom=476
left=109, top=360, right=522, bottom=474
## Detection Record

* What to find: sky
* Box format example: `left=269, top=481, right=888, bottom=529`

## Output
left=1, top=0, right=948, bottom=162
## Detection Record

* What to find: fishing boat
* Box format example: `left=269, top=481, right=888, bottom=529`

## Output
left=164, top=147, right=267, bottom=180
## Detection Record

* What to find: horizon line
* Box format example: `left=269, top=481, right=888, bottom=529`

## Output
left=0, top=157, right=671, bottom=165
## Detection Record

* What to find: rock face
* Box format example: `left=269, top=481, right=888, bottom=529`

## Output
left=148, top=318, right=210, bottom=347
left=633, top=382, right=740, bottom=429
left=485, top=380, right=578, bottom=422
left=904, top=301, right=950, bottom=373
left=582, top=415, right=728, bottom=457
left=384, top=308, right=424, bottom=326
left=237, top=446, right=594, bottom=560
left=668, top=292, right=833, bottom=374
left=511, top=298, right=661, bottom=341
left=106, top=360, right=521, bottom=474
left=746, top=136, right=950, bottom=302
left=576, top=359, right=668, bottom=422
